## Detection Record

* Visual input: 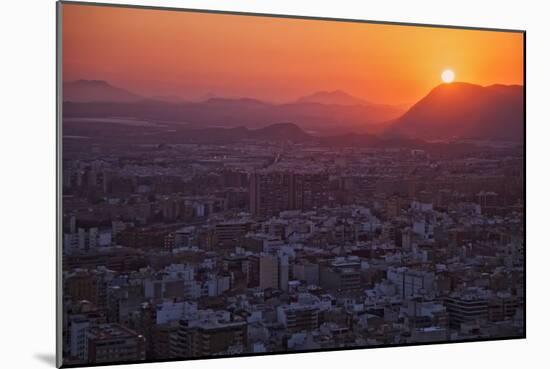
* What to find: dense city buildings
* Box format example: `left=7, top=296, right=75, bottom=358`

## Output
left=61, top=127, right=525, bottom=365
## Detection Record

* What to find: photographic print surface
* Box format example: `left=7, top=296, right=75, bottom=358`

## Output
left=58, top=2, right=525, bottom=367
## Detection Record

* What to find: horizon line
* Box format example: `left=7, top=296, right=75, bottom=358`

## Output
left=62, top=78, right=524, bottom=107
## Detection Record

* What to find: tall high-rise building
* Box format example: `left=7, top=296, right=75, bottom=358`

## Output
left=246, top=255, right=261, bottom=288
left=250, top=171, right=330, bottom=217
left=250, top=172, right=293, bottom=217
left=293, top=173, right=330, bottom=211
left=278, top=254, right=289, bottom=291
left=259, top=255, right=279, bottom=290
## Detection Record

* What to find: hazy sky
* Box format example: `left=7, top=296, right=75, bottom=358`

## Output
left=62, top=3, right=524, bottom=105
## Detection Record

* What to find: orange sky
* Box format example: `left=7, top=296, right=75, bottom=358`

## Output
left=62, top=3, right=524, bottom=105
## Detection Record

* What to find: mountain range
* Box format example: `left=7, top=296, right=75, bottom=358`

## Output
left=62, top=79, right=524, bottom=142
left=62, top=80, right=404, bottom=134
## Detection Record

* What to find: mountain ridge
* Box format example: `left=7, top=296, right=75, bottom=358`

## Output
left=387, top=82, right=524, bottom=141
left=296, top=90, right=372, bottom=106
left=63, top=80, right=144, bottom=103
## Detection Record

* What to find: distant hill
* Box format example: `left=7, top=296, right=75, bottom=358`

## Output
left=63, top=80, right=143, bottom=103
left=296, top=90, right=372, bottom=106
left=63, top=119, right=313, bottom=144
left=250, top=122, right=313, bottom=141
left=388, top=82, right=524, bottom=141
left=150, top=95, right=185, bottom=103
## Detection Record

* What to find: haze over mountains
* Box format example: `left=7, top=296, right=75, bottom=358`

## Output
left=62, top=80, right=404, bottom=134
left=63, top=79, right=524, bottom=142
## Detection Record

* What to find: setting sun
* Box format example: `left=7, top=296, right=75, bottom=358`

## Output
left=441, top=69, right=455, bottom=83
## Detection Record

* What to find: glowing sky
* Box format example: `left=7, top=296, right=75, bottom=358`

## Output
left=62, top=3, right=524, bottom=104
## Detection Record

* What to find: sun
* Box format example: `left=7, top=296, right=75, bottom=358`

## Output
left=441, top=69, right=455, bottom=83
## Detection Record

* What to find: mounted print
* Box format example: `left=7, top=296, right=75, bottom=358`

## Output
left=57, top=1, right=525, bottom=367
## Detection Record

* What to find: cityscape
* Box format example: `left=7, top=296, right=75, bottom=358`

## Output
left=60, top=3, right=525, bottom=367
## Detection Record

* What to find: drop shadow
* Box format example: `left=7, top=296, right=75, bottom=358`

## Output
left=34, top=353, right=56, bottom=367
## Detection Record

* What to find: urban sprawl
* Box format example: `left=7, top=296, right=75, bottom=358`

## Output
left=62, top=138, right=525, bottom=365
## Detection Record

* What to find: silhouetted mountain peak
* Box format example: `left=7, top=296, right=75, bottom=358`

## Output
left=431, top=81, right=481, bottom=90
left=297, top=90, right=371, bottom=106
left=203, top=97, right=271, bottom=108
left=63, top=79, right=143, bottom=103
left=389, top=83, right=524, bottom=141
